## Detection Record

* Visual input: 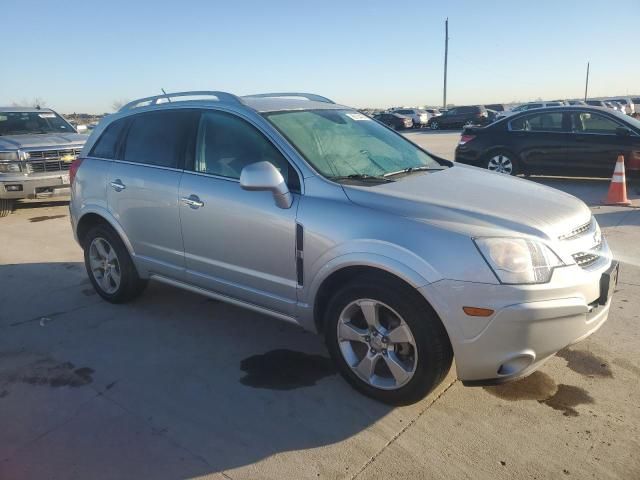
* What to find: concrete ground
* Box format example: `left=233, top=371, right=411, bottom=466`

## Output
left=1, top=131, right=639, bottom=480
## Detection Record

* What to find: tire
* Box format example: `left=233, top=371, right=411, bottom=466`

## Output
left=430, top=121, right=439, bottom=130
left=483, top=150, right=519, bottom=176
left=0, top=199, right=15, bottom=218
left=324, top=276, right=453, bottom=405
left=83, top=224, right=147, bottom=303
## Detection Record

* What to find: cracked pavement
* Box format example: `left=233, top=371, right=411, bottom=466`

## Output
left=0, top=131, right=639, bottom=479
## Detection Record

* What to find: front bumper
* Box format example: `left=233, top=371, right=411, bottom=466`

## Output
left=0, top=172, right=70, bottom=200
left=420, top=259, right=614, bottom=384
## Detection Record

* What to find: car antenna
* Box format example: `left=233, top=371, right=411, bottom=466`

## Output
left=161, top=88, right=171, bottom=103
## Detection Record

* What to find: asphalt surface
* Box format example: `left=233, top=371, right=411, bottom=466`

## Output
left=0, top=131, right=639, bottom=480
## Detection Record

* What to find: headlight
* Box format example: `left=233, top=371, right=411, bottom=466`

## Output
left=474, top=237, right=565, bottom=284
left=0, top=162, right=21, bottom=173
left=0, top=151, right=19, bottom=161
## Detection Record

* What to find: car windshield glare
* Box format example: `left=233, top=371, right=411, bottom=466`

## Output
left=265, top=109, right=442, bottom=180
left=0, top=111, right=74, bottom=136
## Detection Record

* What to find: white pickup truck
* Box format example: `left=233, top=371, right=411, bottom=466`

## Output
left=0, top=107, right=87, bottom=217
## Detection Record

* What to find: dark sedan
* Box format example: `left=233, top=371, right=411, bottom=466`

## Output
left=454, top=106, right=640, bottom=176
left=373, top=112, right=413, bottom=130
left=427, top=105, right=490, bottom=130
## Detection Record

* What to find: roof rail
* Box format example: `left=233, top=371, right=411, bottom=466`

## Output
left=243, top=92, right=335, bottom=104
left=119, top=91, right=243, bottom=112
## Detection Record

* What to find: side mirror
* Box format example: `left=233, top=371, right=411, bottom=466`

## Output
left=240, top=161, right=293, bottom=209
left=615, top=127, right=631, bottom=137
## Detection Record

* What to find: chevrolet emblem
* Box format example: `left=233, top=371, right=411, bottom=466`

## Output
left=61, top=154, right=76, bottom=163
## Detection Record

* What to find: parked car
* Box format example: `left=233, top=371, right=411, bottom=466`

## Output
left=632, top=98, right=640, bottom=118
left=373, top=112, right=413, bottom=130
left=426, top=105, right=490, bottom=130
left=609, top=98, right=635, bottom=116
left=0, top=107, right=87, bottom=217
left=71, top=91, right=616, bottom=405
left=609, top=101, right=625, bottom=113
left=568, top=100, right=586, bottom=106
left=455, top=106, right=640, bottom=176
left=586, top=100, right=608, bottom=108
left=484, top=104, right=505, bottom=112
left=495, top=101, right=564, bottom=120
left=392, top=108, right=429, bottom=128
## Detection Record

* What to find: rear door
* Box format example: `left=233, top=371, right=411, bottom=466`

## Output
left=566, top=110, right=634, bottom=174
left=508, top=111, right=570, bottom=173
left=107, top=109, right=199, bottom=279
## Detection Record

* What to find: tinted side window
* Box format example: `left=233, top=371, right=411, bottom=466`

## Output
left=510, top=112, right=565, bottom=132
left=195, top=110, right=291, bottom=185
left=90, top=119, right=127, bottom=159
left=123, top=110, right=196, bottom=168
left=573, top=112, right=620, bottom=134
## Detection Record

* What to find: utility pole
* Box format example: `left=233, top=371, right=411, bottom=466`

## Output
left=584, top=62, right=590, bottom=102
left=443, top=18, right=449, bottom=109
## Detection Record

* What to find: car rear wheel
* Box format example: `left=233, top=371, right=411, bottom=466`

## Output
left=324, top=276, right=453, bottom=405
left=485, top=150, right=518, bottom=175
left=0, top=199, right=15, bottom=218
left=83, top=225, right=147, bottom=303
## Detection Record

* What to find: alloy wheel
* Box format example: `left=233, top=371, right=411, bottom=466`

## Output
left=337, top=299, right=418, bottom=390
left=88, top=237, right=121, bottom=294
left=430, top=122, right=439, bottom=130
left=487, top=154, right=514, bottom=174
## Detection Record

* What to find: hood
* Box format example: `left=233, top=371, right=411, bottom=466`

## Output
left=0, top=133, right=87, bottom=151
left=342, top=165, right=592, bottom=240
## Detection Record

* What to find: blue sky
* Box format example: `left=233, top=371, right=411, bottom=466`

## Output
left=2, top=0, right=638, bottom=113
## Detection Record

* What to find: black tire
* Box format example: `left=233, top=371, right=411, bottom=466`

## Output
left=83, top=224, right=147, bottom=303
left=0, top=199, right=15, bottom=217
left=324, top=275, right=453, bottom=405
left=483, top=149, right=519, bottom=176
left=430, top=121, right=439, bottom=130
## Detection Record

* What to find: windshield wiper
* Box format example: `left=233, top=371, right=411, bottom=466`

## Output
left=383, top=166, right=443, bottom=178
left=329, top=174, right=395, bottom=183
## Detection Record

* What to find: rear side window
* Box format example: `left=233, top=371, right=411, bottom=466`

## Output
left=510, top=112, right=565, bottom=132
left=90, top=119, right=127, bottom=159
left=123, top=110, right=196, bottom=168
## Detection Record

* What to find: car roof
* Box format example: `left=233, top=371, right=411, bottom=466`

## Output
left=241, top=97, right=347, bottom=113
left=0, top=106, right=55, bottom=113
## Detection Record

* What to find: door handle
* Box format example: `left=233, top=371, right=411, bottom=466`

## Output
left=110, top=179, right=126, bottom=192
left=181, top=194, right=204, bottom=209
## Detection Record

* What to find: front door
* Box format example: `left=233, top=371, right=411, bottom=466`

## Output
left=179, top=109, right=300, bottom=316
left=566, top=111, right=635, bottom=174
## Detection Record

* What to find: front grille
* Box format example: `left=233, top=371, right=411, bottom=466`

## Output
left=572, top=245, right=602, bottom=268
left=558, top=220, right=592, bottom=241
left=25, top=148, right=80, bottom=173
left=559, top=217, right=605, bottom=269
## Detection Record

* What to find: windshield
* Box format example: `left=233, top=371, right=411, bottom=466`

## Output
left=0, top=111, right=75, bottom=136
left=265, top=109, right=442, bottom=180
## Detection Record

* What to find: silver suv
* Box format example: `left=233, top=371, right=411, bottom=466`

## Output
left=70, top=91, right=616, bottom=404
left=0, top=107, right=86, bottom=216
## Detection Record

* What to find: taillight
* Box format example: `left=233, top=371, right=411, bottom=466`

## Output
left=69, top=158, right=84, bottom=186
left=459, top=135, right=476, bottom=145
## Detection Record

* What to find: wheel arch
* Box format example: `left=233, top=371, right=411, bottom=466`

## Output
left=76, top=208, right=134, bottom=254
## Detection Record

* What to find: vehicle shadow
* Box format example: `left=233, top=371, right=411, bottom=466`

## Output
left=15, top=199, right=70, bottom=211
left=0, top=262, right=418, bottom=479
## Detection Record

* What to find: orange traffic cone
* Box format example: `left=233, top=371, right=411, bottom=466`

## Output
left=604, top=155, right=631, bottom=206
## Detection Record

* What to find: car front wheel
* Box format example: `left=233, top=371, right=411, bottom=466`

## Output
left=324, top=276, right=453, bottom=405
left=0, top=199, right=15, bottom=218
left=429, top=121, right=439, bottom=130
